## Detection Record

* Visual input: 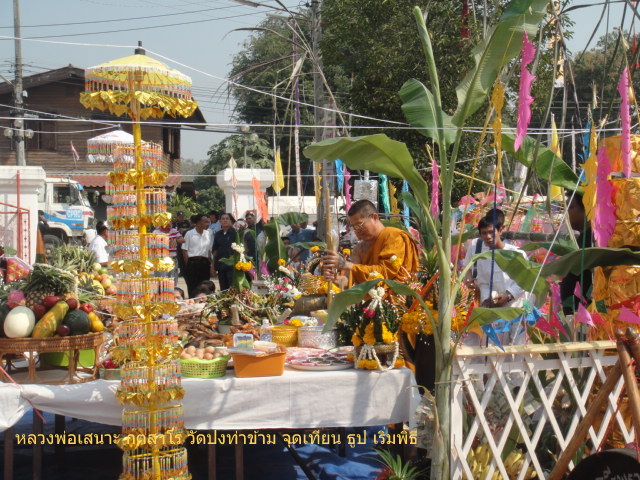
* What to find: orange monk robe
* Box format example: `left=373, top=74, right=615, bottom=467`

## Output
left=349, top=227, right=420, bottom=373
left=350, top=227, right=419, bottom=285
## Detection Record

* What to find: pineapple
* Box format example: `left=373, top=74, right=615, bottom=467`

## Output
left=23, top=264, right=75, bottom=307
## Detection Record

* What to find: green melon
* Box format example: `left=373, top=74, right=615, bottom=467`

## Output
left=62, top=309, right=90, bottom=336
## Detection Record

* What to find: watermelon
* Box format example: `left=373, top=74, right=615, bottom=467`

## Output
left=61, top=309, right=90, bottom=336
left=0, top=303, right=11, bottom=338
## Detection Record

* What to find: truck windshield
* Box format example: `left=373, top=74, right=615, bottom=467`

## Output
left=53, top=185, right=80, bottom=206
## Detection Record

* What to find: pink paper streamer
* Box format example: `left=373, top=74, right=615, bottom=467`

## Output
left=260, top=261, right=269, bottom=276
left=431, top=160, right=440, bottom=217
left=593, top=146, right=616, bottom=247
left=515, top=32, right=537, bottom=151
left=344, top=165, right=352, bottom=213
left=620, top=306, right=640, bottom=325
left=618, top=67, right=632, bottom=178
left=573, top=281, right=586, bottom=305
left=575, top=303, right=595, bottom=328
left=535, top=319, right=559, bottom=339
left=550, top=311, right=569, bottom=338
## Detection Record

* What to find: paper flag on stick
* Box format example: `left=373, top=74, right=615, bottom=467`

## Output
left=576, top=303, right=595, bottom=327
left=593, top=145, right=616, bottom=247
left=620, top=306, right=640, bottom=325
left=482, top=324, right=504, bottom=351
left=550, top=311, right=569, bottom=338
left=581, top=122, right=598, bottom=222
left=535, top=319, right=559, bottom=339
left=402, top=180, right=410, bottom=228
left=573, top=281, right=587, bottom=305
left=273, top=147, right=285, bottom=193
left=591, top=311, right=606, bottom=325
left=379, top=174, right=390, bottom=214
left=618, top=67, right=632, bottom=178
left=431, top=160, right=440, bottom=217
left=515, top=32, right=536, bottom=151
left=344, top=166, right=352, bottom=213
left=335, top=159, right=344, bottom=192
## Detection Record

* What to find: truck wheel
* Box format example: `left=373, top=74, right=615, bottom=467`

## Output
left=44, top=235, right=62, bottom=258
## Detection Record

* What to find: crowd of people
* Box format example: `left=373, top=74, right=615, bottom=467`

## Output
left=86, top=209, right=319, bottom=300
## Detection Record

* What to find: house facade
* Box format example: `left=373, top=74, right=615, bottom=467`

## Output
left=0, top=65, right=205, bottom=219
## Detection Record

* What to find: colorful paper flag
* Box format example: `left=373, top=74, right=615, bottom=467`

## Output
left=273, top=147, right=285, bottom=193
left=620, top=306, right=640, bottom=325
left=581, top=122, right=598, bottom=221
left=575, top=303, right=595, bottom=328
left=379, top=174, right=390, bottom=214
left=344, top=166, right=352, bottom=214
left=515, top=32, right=536, bottom=151
left=549, top=117, right=563, bottom=199
left=402, top=180, right=410, bottom=228
left=593, top=145, right=616, bottom=247
left=335, top=159, right=344, bottom=192
left=431, top=160, right=440, bottom=217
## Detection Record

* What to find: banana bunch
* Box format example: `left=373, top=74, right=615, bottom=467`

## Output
left=467, top=445, right=537, bottom=479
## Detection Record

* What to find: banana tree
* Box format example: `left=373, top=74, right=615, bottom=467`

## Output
left=304, top=2, right=549, bottom=477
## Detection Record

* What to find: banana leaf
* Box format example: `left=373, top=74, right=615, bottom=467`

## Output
left=502, top=133, right=583, bottom=193
left=323, top=279, right=429, bottom=333
left=263, top=221, right=286, bottom=272
left=473, top=249, right=548, bottom=307
left=468, top=306, right=525, bottom=325
left=541, top=247, right=640, bottom=277
left=304, top=134, right=431, bottom=213
left=276, top=211, right=308, bottom=226
left=399, top=78, right=455, bottom=148
left=400, top=191, right=436, bottom=248
left=452, top=0, right=548, bottom=126
left=520, top=240, right=578, bottom=256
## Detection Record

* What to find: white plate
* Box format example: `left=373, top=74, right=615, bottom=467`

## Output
left=287, top=362, right=353, bottom=371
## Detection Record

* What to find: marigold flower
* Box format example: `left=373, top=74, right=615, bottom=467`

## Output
left=234, top=261, right=244, bottom=270
left=393, top=358, right=405, bottom=368
left=277, top=259, right=286, bottom=266
left=351, top=333, right=363, bottom=347
left=342, top=248, right=351, bottom=255
left=310, top=246, right=320, bottom=253
left=290, top=318, right=303, bottom=327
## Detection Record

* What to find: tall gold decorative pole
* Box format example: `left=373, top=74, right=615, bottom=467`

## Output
left=81, top=46, right=197, bottom=480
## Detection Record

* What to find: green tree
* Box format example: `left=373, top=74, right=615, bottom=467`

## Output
left=193, top=134, right=274, bottom=213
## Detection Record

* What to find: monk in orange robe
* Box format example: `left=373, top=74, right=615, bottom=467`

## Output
left=321, top=199, right=418, bottom=287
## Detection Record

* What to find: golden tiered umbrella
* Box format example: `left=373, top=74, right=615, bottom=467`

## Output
left=80, top=43, right=196, bottom=480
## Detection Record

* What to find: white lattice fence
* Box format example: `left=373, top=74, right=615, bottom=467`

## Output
left=451, top=341, right=632, bottom=479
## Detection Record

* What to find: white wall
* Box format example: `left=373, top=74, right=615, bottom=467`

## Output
left=0, top=166, right=46, bottom=263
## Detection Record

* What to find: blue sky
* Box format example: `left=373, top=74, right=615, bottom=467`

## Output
left=0, top=0, right=630, bottom=163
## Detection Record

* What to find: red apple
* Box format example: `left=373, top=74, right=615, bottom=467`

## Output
left=32, top=304, right=47, bottom=320
left=65, top=297, right=79, bottom=310
left=43, top=295, right=62, bottom=310
left=56, top=325, right=71, bottom=337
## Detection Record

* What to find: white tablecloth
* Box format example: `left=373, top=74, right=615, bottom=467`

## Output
left=0, top=367, right=419, bottom=431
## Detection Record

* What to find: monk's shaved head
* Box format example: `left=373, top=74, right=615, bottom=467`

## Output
left=348, top=199, right=377, bottom=218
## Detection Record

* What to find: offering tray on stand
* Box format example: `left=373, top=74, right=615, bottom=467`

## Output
left=0, top=332, right=104, bottom=384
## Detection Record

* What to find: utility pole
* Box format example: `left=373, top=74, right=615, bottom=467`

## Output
left=13, top=0, right=26, bottom=166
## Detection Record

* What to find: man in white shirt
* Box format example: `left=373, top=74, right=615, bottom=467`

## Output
left=89, top=224, right=110, bottom=267
left=182, top=214, right=213, bottom=298
left=463, top=210, right=527, bottom=344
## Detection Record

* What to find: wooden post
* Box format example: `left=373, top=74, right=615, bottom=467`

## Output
left=547, top=359, right=623, bottom=480
left=616, top=331, right=640, bottom=441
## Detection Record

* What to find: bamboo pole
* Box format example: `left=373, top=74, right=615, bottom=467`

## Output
left=547, top=359, right=623, bottom=480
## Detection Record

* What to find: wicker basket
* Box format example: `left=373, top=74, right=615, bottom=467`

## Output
left=0, top=332, right=104, bottom=384
left=355, top=343, right=400, bottom=366
left=0, top=332, right=104, bottom=354
left=179, top=356, right=230, bottom=379
left=271, top=326, right=298, bottom=347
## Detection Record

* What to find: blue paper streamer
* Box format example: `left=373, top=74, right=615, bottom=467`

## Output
left=402, top=181, right=410, bottom=228
left=335, top=159, right=344, bottom=192
left=379, top=174, right=390, bottom=214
